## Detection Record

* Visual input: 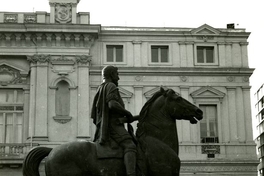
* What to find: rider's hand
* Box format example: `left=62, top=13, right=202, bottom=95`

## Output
left=125, top=112, right=134, bottom=123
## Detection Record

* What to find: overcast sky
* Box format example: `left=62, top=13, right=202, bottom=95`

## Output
left=0, top=0, right=263, bottom=135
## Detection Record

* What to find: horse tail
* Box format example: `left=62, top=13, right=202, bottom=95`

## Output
left=23, top=147, right=52, bottom=176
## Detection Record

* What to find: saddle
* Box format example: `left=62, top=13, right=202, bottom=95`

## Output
left=95, top=139, right=123, bottom=159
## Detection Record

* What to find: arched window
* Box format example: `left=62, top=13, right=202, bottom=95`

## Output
left=55, top=80, right=70, bottom=118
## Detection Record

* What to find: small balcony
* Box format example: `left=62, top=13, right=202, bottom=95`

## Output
left=0, top=143, right=39, bottom=168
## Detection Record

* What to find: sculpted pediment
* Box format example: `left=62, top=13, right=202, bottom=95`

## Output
left=190, top=86, right=225, bottom=103
left=119, top=87, right=133, bottom=98
left=144, top=87, right=180, bottom=99
left=191, top=24, right=220, bottom=35
left=0, top=62, right=28, bottom=85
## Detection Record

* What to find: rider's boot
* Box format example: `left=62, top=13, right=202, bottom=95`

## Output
left=124, top=151, right=136, bottom=176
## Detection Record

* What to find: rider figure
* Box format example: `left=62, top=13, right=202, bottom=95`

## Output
left=91, top=65, right=137, bottom=176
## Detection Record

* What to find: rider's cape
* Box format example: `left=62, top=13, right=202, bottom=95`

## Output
left=91, top=82, right=114, bottom=144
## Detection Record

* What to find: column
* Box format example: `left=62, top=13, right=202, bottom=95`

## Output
left=227, top=87, right=238, bottom=142
left=133, top=41, right=142, bottom=67
left=242, top=86, right=254, bottom=142
left=218, top=42, right=226, bottom=67
left=76, top=58, right=91, bottom=140
left=236, top=87, right=246, bottom=142
left=180, top=86, right=191, bottom=143
left=240, top=42, right=249, bottom=68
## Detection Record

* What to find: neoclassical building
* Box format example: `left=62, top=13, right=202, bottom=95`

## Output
left=0, top=0, right=258, bottom=175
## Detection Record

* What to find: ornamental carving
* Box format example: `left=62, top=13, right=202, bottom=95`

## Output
left=227, top=76, right=235, bottom=82
left=55, top=3, right=72, bottom=23
left=181, top=165, right=256, bottom=172
left=4, top=14, right=18, bottom=23
left=76, top=55, right=92, bottom=64
left=0, top=65, right=23, bottom=85
left=201, top=145, right=220, bottom=154
left=196, top=35, right=214, bottom=42
left=27, top=54, right=51, bottom=63
left=24, top=15, right=37, bottom=23
left=180, top=76, right=188, bottom=82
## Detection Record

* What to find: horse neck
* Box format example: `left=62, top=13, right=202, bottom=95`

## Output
left=139, top=107, right=179, bottom=154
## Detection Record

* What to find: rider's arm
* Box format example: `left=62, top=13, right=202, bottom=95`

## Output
left=108, top=100, right=133, bottom=122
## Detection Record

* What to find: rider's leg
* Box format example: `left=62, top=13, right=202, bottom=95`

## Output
left=119, top=139, right=137, bottom=176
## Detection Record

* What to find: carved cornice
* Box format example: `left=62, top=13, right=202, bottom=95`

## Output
left=0, top=32, right=97, bottom=48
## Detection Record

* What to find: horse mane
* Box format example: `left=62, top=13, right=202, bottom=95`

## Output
left=139, top=89, right=164, bottom=122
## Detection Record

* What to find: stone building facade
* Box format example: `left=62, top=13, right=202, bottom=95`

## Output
left=0, top=0, right=258, bottom=175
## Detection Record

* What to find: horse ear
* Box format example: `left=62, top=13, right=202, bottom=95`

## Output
left=160, top=87, right=165, bottom=93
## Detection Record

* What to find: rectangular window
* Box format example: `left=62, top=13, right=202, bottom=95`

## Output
left=0, top=89, right=24, bottom=144
left=151, top=46, right=168, bottom=63
left=197, top=46, right=214, bottom=63
left=200, top=105, right=218, bottom=143
left=106, top=45, right=123, bottom=62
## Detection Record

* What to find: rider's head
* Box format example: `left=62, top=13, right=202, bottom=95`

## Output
left=102, top=65, right=119, bottom=86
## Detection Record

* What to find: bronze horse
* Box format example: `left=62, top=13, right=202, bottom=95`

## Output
left=23, top=87, right=203, bottom=176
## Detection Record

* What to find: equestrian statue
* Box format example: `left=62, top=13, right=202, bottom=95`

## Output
left=23, top=65, right=203, bottom=176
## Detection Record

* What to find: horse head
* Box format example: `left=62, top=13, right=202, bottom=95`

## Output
left=151, top=87, right=203, bottom=124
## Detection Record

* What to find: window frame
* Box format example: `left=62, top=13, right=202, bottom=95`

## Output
left=104, top=43, right=126, bottom=65
left=194, top=43, right=218, bottom=66
left=196, top=101, right=222, bottom=144
left=148, top=44, right=172, bottom=66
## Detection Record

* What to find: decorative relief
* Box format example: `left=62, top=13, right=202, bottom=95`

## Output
left=242, top=76, right=249, bottom=82
left=0, top=65, right=24, bottom=85
left=4, top=14, right=18, bottom=23
left=227, top=76, right=235, bottom=82
left=27, top=54, right=51, bottom=64
left=53, top=116, right=72, bottom=124
left=50, top=55, right=76, bottom=75
left=76, top=55, right=92, bottom=64
left=24, top=15, right=37, bottom=23
left=201, top=145, right=220, bottom=154
left=135, top=76, right=143, bottom=81
left=55, top=3, right=72, bottom=23
left=196, top=35, right=214, bottom=42
left=180, top=76, right=188, bottom=82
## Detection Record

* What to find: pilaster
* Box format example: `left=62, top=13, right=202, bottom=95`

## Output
left=227, top=86, right=238, bottom=143
left=232, top=42, right=242, bottom=67
left=76, top=55, right=92, bottom=140
left=225, top=43, right=232, bottom=67
left=180, top=86, right=191, bottom=143
left=23, top=88, right=30, bottom=142
left=133, top=86, right=143, bottom=114
left=240, top=42, right=249, bottom=68
left=236, top=87, right=246, bottom=142
left=27, top=54, right=50, bottom=142
left=132, top=41, right=142, bottom=67
left=242, top=86, right=254, bottom=142
left=179, top=41, right=187, bottom=67
left=218, top=42, right=226, bottom=67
